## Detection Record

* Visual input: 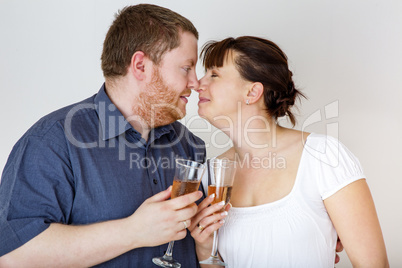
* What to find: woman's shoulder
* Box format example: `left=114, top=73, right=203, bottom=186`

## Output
left=304, top=133, right=344, bottom=153
left=279, top=128, right=310, bottom=143
left=302, top=133, right=364, bottom=174
left=216, top=147, right=236, bottom=160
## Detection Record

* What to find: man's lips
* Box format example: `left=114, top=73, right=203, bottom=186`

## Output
left=198, top=97, right=210, bottom=105
left=180, top=95, right=190, bottom=104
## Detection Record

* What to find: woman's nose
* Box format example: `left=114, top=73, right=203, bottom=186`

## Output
left=187, top=72, right=200, bottom=91
left=195, top=80, right=205, bottom=93
left=196, top=77, right=207, bottom=93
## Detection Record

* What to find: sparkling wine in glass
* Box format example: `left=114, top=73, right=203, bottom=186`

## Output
left=208, top=185, right=233, bottom=210
left=152, top=159, right=206, bottom=268
left=199, top=158, right=236, bottom=266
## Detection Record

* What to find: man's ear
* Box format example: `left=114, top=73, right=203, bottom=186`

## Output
left=246, top=82, right=264, bottom=104
left=130, top=51, right=147, bottom=80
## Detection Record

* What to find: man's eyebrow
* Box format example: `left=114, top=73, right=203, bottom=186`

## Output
left=187, top=59, right=195, bottom=66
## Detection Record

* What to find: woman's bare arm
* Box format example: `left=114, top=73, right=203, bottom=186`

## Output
left=324, top=179, right=389, bottom=267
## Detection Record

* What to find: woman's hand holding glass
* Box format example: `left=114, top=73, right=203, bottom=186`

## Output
left=189, top=194, right=231, bottom=261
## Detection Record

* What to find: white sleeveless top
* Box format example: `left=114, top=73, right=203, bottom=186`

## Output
left=202, top=133, right=365, bottom=268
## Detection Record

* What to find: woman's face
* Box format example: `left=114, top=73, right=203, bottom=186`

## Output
left=197, top=52, right=250, bottom=123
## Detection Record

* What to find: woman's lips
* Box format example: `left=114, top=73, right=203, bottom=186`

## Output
left=180, top=96, right=189, bottom=104
left=198, top=97, right=210, bottom=105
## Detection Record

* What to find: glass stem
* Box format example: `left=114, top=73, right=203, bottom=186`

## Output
left=165, top=241, right=175, bottom=258
left=211, top=229, right=219, bottom=257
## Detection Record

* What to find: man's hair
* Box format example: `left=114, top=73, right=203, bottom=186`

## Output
left=101, top=4, right=198, bottom=78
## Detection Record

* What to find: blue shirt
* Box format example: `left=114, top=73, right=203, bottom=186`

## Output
left=0, top=84, right=206, bottom=267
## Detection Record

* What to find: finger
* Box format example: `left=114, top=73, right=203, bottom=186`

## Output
left=335, top=253, right=340, bottom=264
left=169, top=218, right=192, bottom=234
left=224, top=202, right=232, bottom=212
left=146, top=186, right=172, bottom=203
left=336, top=238, right=344, bottom=252
left=173, top=228, right=188, bottom=241
left=191, top=200, right=226, bottom=226
left=175, top=203, right=198, bottom=222
left=175, top=219, right=191, bottom=232
left=190, top=202, right=227, bottom=230
left=196, top=193, right=215, bottom=213
left=198, top=210, right=228, bottom=230
left=192, top=219, right=225, bottom=242
left=184, top=219, right=191, bottom=229
left=169, top=191, right=203, bottom=210
left=195, top=200, right=226, bottom=221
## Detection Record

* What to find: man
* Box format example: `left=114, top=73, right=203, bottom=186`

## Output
left=0, top=4, right=205, bottom=267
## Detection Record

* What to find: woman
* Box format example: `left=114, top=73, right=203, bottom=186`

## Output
left=188, top=36, right=388, bottom=267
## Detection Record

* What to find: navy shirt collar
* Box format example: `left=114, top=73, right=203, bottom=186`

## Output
left=94, top=84, right=176, bottom=142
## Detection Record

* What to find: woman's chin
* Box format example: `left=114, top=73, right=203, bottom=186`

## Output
left=197, top=107, right=204, bottom=117
left=197, top=109, right=210, bottom=121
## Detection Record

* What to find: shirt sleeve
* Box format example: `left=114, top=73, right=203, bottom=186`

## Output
left=200, top=160, right=209, bottom=197
left=310, top=135, right=365, bottom=200
left=0, top=126, right=74, bottom=256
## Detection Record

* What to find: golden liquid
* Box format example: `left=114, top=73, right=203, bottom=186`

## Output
left=208, top=185, right=233, bottom=211
left=171, top=179, right=201, bottom=199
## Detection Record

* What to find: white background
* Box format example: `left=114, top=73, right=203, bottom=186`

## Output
left=1, top=0, right=401, bottom=266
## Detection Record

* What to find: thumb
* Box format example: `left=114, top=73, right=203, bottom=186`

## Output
left=225, top=202, right=232, bottom=212
left=146, top=186, right=172, bottom=203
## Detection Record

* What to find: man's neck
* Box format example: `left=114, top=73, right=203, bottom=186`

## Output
left=105, top=79, right=151, bottom=141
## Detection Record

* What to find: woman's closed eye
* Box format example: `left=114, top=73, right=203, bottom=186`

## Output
left=211, top=72, right=218, bottom=78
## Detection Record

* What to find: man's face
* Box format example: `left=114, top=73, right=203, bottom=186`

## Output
left=136, top=31, right=199, bottom=128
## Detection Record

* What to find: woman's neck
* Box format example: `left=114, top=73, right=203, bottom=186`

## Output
left=218, top=113, right=284, bottom=162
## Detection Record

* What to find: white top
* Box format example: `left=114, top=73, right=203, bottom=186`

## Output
left=202, top=133, right=365, bottom=268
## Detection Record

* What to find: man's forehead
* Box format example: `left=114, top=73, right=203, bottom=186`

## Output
left=159, top=32, right=198, bottom=65
left=186, top=59, right=196, bottom=66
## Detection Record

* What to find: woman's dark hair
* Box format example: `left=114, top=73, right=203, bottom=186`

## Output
left=201, top=36, right=305, bottom=126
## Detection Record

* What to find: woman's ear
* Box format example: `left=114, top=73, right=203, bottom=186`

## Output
left=246, top=82, right=264, bottom=104
left=129, top=51, right=147, bottom=80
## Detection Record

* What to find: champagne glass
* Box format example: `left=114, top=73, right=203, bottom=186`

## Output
left=199, top=158, right=236, bottom=266
left=152, top=158, right=206, bottom=268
